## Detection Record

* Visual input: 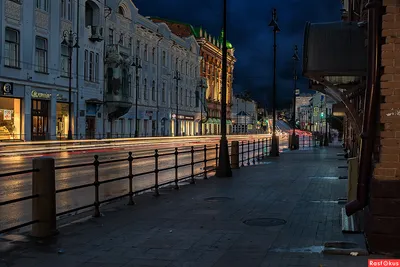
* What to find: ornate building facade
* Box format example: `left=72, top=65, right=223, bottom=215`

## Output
left=0, top=0, right=105, bottom=141
left=104, top=1, right=201, bottom=137
left=150, top=18, right=236, bottom=135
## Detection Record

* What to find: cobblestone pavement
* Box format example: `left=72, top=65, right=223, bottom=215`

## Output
left=0, top=146, right=389, bottom=267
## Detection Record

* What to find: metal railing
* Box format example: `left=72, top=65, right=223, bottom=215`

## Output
left=0, top=137, right=278, bottom=235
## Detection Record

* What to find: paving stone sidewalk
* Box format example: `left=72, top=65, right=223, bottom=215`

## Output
left=0, top=147, right=388, bottom=267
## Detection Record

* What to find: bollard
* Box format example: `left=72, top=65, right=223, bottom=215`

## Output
left=32, top=157, right=57, bottom=238
left=231, top=141, right=240, bottom=169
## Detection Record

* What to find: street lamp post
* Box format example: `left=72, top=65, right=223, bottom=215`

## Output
left=290, top=45, right=299, bottom=150
left=62, top=30, right=79, bottom=140
left=131, top=56, right=142, bottom=138
left=268, top=8, right=280, bottom=157
left=173, top=70, right=181, bottom=137
left=216, top=0, right=232, bottom=178
left=199, top=79, right=207, bottom=135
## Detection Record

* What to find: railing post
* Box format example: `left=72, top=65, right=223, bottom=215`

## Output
left=190, top=146, right=195, bottom=184
left=127, top=152, right=135, bottom=205
left=215, top=144, right=218, bottom=169
left=309, top=135, right=311, bottom=147
left=257, top=139, right=260, bottom=161
left=303, top=135, right=305, bottom=148
left=203, top=145, right=208, bottom=180
left=154, top=149, right=160, bottom=197
left=93, top=155, right=101, bottom=218
left=31, top=157, right=57, bottom=238
left=252, top=140, right=256, bottom=164
left=241, top=141, right=245, bottom=167
left=174, top=148, right=179, bottom=190
left=247, top=140, right=250, bottom=165
left=231, top=141, right=240, bottom=169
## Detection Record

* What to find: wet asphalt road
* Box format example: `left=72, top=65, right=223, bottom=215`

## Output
left=0, top=136, right=300, bottom=234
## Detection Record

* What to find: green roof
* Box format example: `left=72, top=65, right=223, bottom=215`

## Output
left=149, top=16, right=233, bottom=49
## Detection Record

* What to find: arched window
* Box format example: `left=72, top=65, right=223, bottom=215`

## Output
left=151, top=80, right=156, bottom=101
left=118, top=6, right=125, bottom=16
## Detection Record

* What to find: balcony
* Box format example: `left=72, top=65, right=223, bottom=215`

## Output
left=88, top=25, right=104, bottom=42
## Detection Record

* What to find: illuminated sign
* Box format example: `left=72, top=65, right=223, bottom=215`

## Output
left=1, top=83, right=13, bottom=96
left=171, top=114, right=194, bottom=120
left=31, top=90, right=67, bottom=101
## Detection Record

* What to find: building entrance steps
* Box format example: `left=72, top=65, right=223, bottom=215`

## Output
left=0, top=147, right=390, bottom=267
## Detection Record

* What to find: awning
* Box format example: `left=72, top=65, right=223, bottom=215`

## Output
left=215, top=119, right=221, bottom=124
left=226, top=120, right=232, bottom=125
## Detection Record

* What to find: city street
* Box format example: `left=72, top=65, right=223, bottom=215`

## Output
left=0, top=134, right=307, bottom=234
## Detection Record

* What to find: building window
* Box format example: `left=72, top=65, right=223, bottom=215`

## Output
left=186, top=62, right=188, bottom=75
left=61, top=0, right=72, bottom=20
left=0, top=97, right=22, bottom=140
left=129, top=37, right=132, bottom=48
left=89, top=51, right=94, bottom=81
left=162, top=83, right=166, bottom=103
left=195, top=91, right=200, bottom=108
left=35, top=36, right=48, bottom=73
left=152, top=47, right=156, bottom=64
left=60, top=44, right=69, bottom=77
left=36, top=0, right=49, bottom=11
left=4, top=28, right=20, bottom=68
left=122, top=69, right=129, bottom=96
left=175, top=58, right=178, bottom=69
left=185, top=89, right=188, bottom=106
left=119, top=33, right=124, bottom=46
left=108, top=28, right=113, bottom=44
left=118, top=6, right=125, bottom=16
left=136, top=40, right=140, bottom=55
left=162, top=51, right=166, bottom=66
left=189, top=91, right=192, bottom=107
left=144, top=44, right=148, bottom=61
left=143, top=78, right=147, bottom=100
left=107, top=68, right=113, bottom=94
left=95, top=53, right=99, bottom=82
left=151, top=80, right=156, bottom=101
left=181, top=88, right=183, bottom=105
left=84, top=50, right=88, bottom=80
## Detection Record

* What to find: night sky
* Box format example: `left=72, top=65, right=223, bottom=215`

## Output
left=134, top=0, right=342, bottom=108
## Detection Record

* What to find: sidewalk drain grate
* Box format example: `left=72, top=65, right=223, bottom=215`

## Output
left=243, top=218, right=286, bottom=227
left=204, top=197, right=234, bottom=202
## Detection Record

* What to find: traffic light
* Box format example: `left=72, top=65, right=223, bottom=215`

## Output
left=320, top=112, right=324, bottom=118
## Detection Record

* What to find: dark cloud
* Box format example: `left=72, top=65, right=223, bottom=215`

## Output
left=134, top=0, right=342, bottom=108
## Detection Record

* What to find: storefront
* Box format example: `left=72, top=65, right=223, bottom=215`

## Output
left=171, top=113, right=195, bottom=136
left=56, top=101, right=69, bottom=139
left=0, top=82, right=22, bottom=140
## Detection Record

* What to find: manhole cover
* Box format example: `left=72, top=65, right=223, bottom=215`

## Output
left=243, top=218, right=286, bottom=227
left=204, top=197, right=234, bottom=202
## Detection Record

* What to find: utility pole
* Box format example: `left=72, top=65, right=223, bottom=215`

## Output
left=269, top=8, right=280, bottom=156
left=291, top=45, right=299, bottom=150
left=173, top=70, right=181, bottom=136
left=62, top=30, right=79, bottom=140
left=132, top=56, right=142, bottom=137
left=216, top=0, right=232, bottom=178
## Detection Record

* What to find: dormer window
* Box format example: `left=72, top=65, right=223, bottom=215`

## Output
left=118, top=6, right=124, bottom=16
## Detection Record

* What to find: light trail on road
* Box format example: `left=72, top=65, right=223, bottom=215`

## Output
left=0, top=135, right=302, bottom=234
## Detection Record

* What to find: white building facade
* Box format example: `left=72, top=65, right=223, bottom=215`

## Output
left=231, top=95, right=257, bottom=134
left=0, top=0, right=105, bottom=141
left=310, top=92, right=334, bottom=133
left=103, top=1, right=201, bottom=137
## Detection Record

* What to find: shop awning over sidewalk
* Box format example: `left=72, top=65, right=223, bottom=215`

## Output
left=303, top=21, right=367, bottom=134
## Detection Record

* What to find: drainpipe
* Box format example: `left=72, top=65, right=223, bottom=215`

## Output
left=156, top=37, right=163, bottom=136
left=345, top=0, right=382, bottom=216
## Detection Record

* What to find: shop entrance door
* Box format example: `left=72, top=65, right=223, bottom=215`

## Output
left=85, top=117, right=96, bottom=139
left=31, top=100, right=49, bottom=140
